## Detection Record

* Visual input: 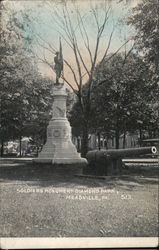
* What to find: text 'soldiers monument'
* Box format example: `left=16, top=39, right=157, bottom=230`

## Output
left=34, top=39, right=87, bottom=169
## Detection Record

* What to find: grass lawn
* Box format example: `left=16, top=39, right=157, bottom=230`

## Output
left=0, top=162, right=158, bottom=237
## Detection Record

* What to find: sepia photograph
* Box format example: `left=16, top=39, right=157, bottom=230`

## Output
left=0, top=0, right=159, bottom=249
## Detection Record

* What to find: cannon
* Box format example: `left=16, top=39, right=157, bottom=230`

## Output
left=85, top=147, right=157, bottom=176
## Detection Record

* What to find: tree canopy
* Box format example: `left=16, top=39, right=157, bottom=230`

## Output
left=127, top=0, right=159, bottom=74
left=0, top=2, right=53, bottom=155
left=70, top=51, right=158, bottom=148
left=126, top=0, right=159, bottom=139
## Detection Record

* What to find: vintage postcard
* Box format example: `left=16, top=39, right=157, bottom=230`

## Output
left=0, top=0, right=158, bottom=249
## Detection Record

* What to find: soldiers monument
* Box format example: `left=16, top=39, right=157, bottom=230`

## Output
left=33, top=40, right=87, bottom=173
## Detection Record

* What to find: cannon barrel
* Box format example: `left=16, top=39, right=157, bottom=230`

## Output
left=86, top=147, right=157, bottom=164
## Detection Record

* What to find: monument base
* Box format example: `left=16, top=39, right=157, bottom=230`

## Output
left=32, top=83, right=87, bottom=175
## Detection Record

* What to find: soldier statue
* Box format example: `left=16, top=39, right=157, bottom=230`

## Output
left=54, top=42, right=63, bottom=84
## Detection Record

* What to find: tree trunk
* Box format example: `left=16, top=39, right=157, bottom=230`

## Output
left=115, top=129, right=120, bottom=149
left=77, top=137, right=80, bottom=152
left=123, top=131, right=126, bottom=149
left=81, top=124, right=88, bottom=157
left=104, top=136, right=108, bottom=149
left=19, top=136, right=22, bottom=157
left=139, top=128, right=142, bottom=146
left=148, top=129, right=152, bottom=138
left=1, top=140, right=4, bottom=157
left=97, top=132, right=101, bottom=150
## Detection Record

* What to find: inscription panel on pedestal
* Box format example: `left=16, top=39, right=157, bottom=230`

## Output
left=53, top=129, right=61, bottom=138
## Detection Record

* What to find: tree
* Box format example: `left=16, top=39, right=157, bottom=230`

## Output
left=88, top=52, right=156, bottom=148
left=13, top=1, right=133, bottom=156
left=127, top=0, right=159, bottom=74
left=127, top=0, right=159, bottom=138
left=64, top=0, right=159, bottom=150
left=0, top=2, right=53, bottom=156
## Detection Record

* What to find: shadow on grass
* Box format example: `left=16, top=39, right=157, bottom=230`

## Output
left=0, top=162, right=158, bottom=189
left=0, top=163, right=103, bottom=187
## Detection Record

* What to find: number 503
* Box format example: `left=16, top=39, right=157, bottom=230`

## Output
left=121, top=194, right=132, bottom=200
